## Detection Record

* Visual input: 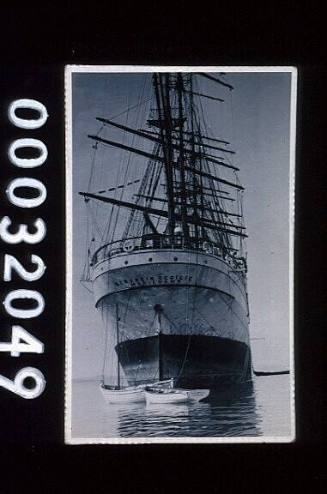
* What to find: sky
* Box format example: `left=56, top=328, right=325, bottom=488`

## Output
left=70, top=69, right=294, bottom=379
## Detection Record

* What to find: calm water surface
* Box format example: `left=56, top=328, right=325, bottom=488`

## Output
left=71, top=375, right=292, bottom=439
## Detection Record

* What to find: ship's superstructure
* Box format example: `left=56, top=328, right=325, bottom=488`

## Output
left=80, top=72, right=251, bottom=388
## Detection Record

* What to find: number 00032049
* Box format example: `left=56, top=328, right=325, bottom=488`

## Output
left=0, top=99, right=48, bottom=399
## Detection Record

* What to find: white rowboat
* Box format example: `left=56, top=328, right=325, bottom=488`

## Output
left=100, top=385, right=145, bottom=404
left=145, top=388, right=190, bottom=404
left=100, top=379, right=174, bottom=404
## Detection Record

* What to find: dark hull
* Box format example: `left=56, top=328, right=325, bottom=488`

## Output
left=116, top=334, right=252, bottom=389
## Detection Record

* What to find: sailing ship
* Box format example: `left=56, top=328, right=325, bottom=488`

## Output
left=80, top=71, right=252, bottom=390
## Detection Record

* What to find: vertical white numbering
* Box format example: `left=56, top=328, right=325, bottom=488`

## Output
left=6, top=178, right=47, bottom=208
left=1, top=98, right=48, bottom=400
left=8, top=99, right=48, bottom=129
left=0, top=325, right=44, bottom=357
left=8, top=138, right=48, bottom=168
left=0, top=367, right=46, bottom=399
left=3, top=254, right=46, bottom=282
left=3, top=289, right=45, bottom=319
left=0, top=216, right=46, bottom=244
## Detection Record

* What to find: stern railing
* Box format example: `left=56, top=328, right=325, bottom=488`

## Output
left=91, top=234, right=247, bottom=272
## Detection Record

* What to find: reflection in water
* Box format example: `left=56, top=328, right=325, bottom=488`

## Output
left=72, top=376, right=291, bottom=439
left=145, top=403, right=190, bottom=418
left=205, top=382, right=261, bottom=436
left=114, top=381, right=260, bottom=437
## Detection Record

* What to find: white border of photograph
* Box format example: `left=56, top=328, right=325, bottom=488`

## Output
left=65, top=65, right=297, bottom=445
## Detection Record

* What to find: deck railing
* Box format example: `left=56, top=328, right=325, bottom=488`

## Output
left=91, top=234, right=247, bottom=272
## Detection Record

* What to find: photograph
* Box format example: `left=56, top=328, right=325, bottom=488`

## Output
left=65, top=66, right=296, bottom=443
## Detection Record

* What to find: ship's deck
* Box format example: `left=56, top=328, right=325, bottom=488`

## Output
left=91, top=234, right=247, bottom=273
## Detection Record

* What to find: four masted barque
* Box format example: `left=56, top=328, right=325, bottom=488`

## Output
left=80, top=72, right=252, bottom=390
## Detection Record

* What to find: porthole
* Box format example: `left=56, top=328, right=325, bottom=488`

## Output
left=124, top=260, right=128, bottom=265
left=148, top=258, right=152, bottom=262
left=174, top=257, right=178, bottom=261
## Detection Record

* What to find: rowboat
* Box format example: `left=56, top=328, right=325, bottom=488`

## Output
left=145, top=387, right=190, bottom=405
left=100, top=384, right=145, bottom=404
left=100, top=378, right=174, bottom=404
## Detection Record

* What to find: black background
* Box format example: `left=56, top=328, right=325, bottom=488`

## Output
left=0, top=3, right=325, bottom=492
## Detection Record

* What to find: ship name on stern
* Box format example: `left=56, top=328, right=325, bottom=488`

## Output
left=114, top=274, right=193, bottom=288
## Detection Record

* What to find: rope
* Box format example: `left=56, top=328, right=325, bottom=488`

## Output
left=177, top=334, right=192, bottom=379
left=109, top=76, right=148, bottom=242
left=101, top=307, right=111, bottom=384
left=104, top=96, right=152, bottom=122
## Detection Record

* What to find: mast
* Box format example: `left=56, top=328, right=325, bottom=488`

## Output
left=152, top=73, right=175, bottom=235
left=83, top=71, right=247, bottom=261
left=176, top=73, right=189, bottom=240
left=115, top=303, right=120, bottom=389
left=189, top=74, right=200, bottom=240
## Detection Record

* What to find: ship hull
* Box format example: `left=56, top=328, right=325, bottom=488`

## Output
left=116, top=334, right=251, bottom=388
left=92, top=248, right=251, bottom=389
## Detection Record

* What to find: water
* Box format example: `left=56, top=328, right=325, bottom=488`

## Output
left=70, top=375, right=292, bottom=440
